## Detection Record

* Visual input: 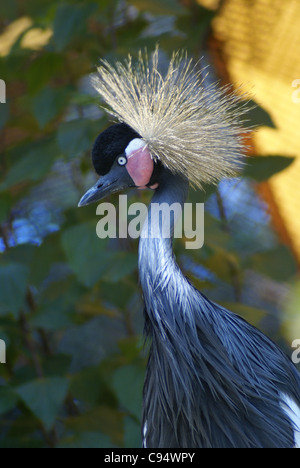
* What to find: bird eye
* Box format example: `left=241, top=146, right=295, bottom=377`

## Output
left=117, top=155, right=127, bottom=166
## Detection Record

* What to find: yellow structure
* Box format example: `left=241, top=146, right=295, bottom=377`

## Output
left=0, top=17, right=52, bottom=57
left=199, top=0, right=300, bottom=261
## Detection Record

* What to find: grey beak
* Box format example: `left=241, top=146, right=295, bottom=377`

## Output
left=78, top=163, right=135, bottom=207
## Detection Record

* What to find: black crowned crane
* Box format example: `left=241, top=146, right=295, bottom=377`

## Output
left=78, top=49, right=300, bottom=448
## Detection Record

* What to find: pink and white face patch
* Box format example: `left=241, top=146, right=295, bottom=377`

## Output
left=125, top=139, right=154, bottom=188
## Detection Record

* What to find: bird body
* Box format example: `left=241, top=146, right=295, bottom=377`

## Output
left=139, top=170, right=300, bottom=447
left=79, top=49, right=300, bottom=447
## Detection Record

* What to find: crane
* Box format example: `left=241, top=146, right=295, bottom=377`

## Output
left=78, top=49, right=300, bottom=448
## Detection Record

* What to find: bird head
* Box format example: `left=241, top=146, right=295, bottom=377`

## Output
left=78, top=122, right=162, bottom=206
left=78, top=47, right=248, bottom=207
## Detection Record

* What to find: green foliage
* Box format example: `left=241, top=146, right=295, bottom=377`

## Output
left=130, top=0, right=186, bottom=15
left=0, top=263, right=29, bottom=317
left=0, top=137, right=59, bottom=190
left=239, top=99, right=277, bottom=129
left=243, top=155, right=295, bottom=181
left=16, top=377, right=69, bottom=430
left=52, top=3, right=98, bottom=51
left=0, top=0, right=298, bottom=448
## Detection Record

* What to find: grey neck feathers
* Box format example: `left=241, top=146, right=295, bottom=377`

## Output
left=138, top=170, right=189, bottom=328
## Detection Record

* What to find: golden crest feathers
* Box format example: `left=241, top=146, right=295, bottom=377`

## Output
left=92, top=47, right=248, bottom=188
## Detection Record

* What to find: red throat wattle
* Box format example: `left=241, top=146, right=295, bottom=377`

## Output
left=126, top=144, right=157, bottom=189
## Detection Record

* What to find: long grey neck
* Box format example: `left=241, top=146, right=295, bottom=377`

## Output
left=138, top=170, right=189, bottom=296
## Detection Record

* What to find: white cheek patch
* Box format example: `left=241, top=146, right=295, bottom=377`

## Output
left=125, top=138, right=147, bottom=157
left=125, top=139, right=154, bottom=187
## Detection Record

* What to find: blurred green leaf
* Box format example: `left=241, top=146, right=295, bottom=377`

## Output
left=103, top=252, right=138, bottom=283
left=112, top=364, right=144, bottom=420
left=220, top=302, right=267, bottom=327
left=0, top=102, right=9, bottom=129
left=118, top=337, right=143, bottom=362
left=0, top=263, right=29, bottom=317
left=57, top=431, right=114, bottom=448
left=57, top=118, right=99, bottom=159
left=188, top=183, right=217, bottom=204
left=61, top=222, right=113, bottom=287
left=0, top=414, right=44, bottom=448
left=100, top=281, right=138, bottom=309
left=0, top=0, right=17, bottom=19
left=0, top=137, right=59, bottom=191
left=176, top=5, right=214, bottom=50
left=59, top=316, right=126, bottom=371
left=28, top=233, right=65, bottom=285
left=70, top=366, right=105, bottom=406
left=204, top=250, right=241, bottom=284
left=43, top=354, right=72, bottom=378
left=26, top=53, right=64, bottom=94
left=239, top=99, right=276, bottom=128
left=32, top=86, right=71, bottom=128
left=16, top=377, right=69, bottom=430
left=124, top=416, right=142, bottom=448
left=248, top=246, right=297, bottom=281
left=243, top=155, right=295, bottom=181
left=31, top=301, right=74, bottom=331
left=0, top=387, right=18, bottom=416
left=203, top=212, right=232, bottom=250
left=0, top=193, right=13, bottom=223
left=64, top=406, right=123, bottom=446
left=52, top=3, right=98, bottom=51
left=130, top=0, right=186, bottom=15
